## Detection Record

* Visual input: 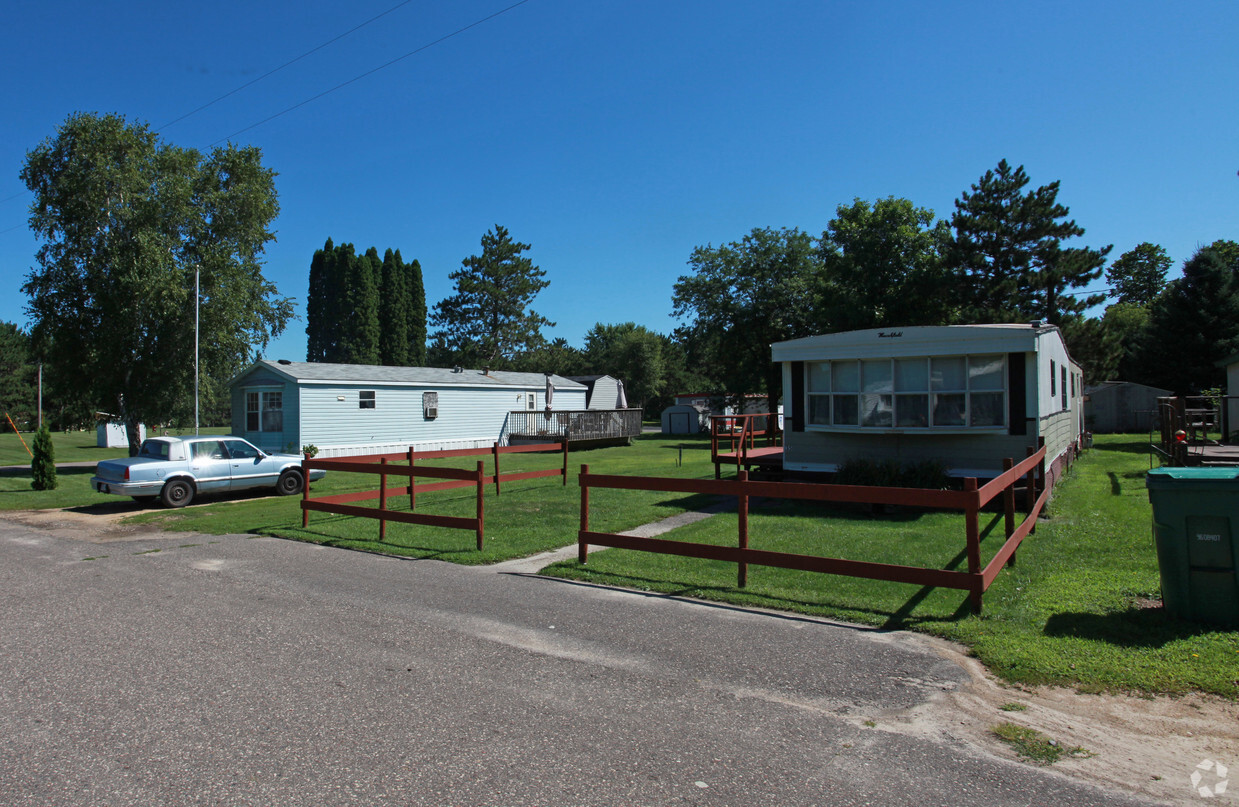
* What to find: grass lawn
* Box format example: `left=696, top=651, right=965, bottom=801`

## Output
left=0, top=426, right=230, bottom=466
left=542, top=434, right=1239, bottom=699
left=73, top=435, right=725, bottom=566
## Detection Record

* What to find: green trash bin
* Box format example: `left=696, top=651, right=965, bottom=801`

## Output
left=1146, top=467, right=1239, bottom=627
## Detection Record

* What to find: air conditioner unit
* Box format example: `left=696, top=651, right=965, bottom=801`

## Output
left=425, top=407, right=438, bottom=419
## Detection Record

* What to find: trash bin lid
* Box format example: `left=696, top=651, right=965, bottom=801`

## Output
left=1146, top=466, right=1239, bottom=490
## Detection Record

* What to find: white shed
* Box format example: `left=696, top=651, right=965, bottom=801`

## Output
left=565, top=375, right=626, bottom=409
left=772, top=324, right=1085, bottom=481
left=229, top=361, right=588, bottom=457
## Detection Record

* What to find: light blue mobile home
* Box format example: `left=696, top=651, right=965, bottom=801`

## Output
left=229, top=361, right=587, bottom=457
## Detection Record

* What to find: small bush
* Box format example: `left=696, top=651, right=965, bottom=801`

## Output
left=302, top=444, right=319, bottom=458
left=31, top=426, right=57, bottom=490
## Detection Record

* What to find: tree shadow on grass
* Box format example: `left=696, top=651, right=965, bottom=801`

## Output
left=1042, top=605, right=1235, bottom=647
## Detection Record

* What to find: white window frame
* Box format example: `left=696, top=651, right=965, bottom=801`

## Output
left=245, top=388, right=284, bottom=433
left=805, top=354, right=1008, bottom=432
left=525, top=392, right=537, bottom=411
left=359, top=390, right=376, bottom=410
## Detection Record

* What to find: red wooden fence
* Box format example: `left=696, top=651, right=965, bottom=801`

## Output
left=300, top=440, right=568, bottom=550
left=579, top=444, right=1049, bottom=613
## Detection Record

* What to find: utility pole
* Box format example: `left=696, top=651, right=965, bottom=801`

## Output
left=194, top=264, right=200, bottom=435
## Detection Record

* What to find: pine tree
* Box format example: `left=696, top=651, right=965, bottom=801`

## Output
left=31, top=425, right=56, bottom=490
left=949, top=159, right=1110, bottom=324
left=339, top=247, right=381, bottom=365
left=430, top=225, right=552, bottom=367
left=1127, top=242, right=1239, bottom=393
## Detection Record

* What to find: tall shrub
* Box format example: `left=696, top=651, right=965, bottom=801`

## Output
left=31, top=426, right=56, bottom=490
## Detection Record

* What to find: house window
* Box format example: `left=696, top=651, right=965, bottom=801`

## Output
left=423, top=391, right=438, bottom=419
left=1061, top=367, right=1067, bottom=411
left=1050, top=360, right=1056, bottom=397
left=806, top=354, right=1006, bottom=430
left=359, top=390, right=375, bottom=409
left=526, top=392, right=537, bottom=411
left=246, top=390, right=283, bottom=432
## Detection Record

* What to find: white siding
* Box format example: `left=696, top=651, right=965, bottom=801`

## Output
left=299, top=383, right=586, bottom=457
left=585, top=376, right=623, bottom=409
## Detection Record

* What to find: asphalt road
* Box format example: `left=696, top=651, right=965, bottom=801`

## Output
left=0, top=520, right=1156, bottom=807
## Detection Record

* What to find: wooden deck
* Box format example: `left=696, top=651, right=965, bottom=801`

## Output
left=710, top=413, right=783, bottom=478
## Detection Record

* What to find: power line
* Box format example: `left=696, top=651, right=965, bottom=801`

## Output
left=156, top=0, right=417, bottom=133
left=212, top=0, right=533, bottom=145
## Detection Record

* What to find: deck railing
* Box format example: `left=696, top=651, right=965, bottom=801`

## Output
left=507, top=409, right=643, bottom=443
left=710, top=413, right=782, bottom=477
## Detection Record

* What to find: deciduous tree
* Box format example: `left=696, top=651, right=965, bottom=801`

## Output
left=672, top=227, right=819, bottom=413
left=818, top=197, right=953, bottom=330
left=21, top=112, right=291, bottom=453
left=1106, top=242, right=1171, bottom=306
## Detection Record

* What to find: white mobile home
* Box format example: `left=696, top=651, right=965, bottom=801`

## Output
left=772, top=324, right=1084, bottom=481
left=229, top=361, right=587, bottom=457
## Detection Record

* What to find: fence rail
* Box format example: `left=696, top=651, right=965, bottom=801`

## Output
left=507, top=409, right=643, bottom=443
left=578, top=443, right=1049, bottom=613
left=300, top=440, right=568, bottom=550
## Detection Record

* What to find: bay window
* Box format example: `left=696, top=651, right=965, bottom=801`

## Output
left=806, top=354, right=1007, bottom=430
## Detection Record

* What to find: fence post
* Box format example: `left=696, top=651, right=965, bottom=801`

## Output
left=408, top=448, right=416, bottom=511
left=379, top=457, right=388, bottom=542
left=492, top=442, right=501, bottom=496
left=301, top=452, right=311, bottom=528
left=737, top=470, right=749, bottom=588
left=579, top=464, right=590, bottom=564
left=965, top=477, right=983, bottom=613
left=1002, top=457, right=1016, bottom=568
left=562, top=437, right=569, bottom=486
left=475, top=460, right=485, bottom=551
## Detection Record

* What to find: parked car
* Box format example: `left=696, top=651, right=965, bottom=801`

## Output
left=91, top=436, right=325, bottom=508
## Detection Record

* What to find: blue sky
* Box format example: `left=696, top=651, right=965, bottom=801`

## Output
left=2, top=1, right=1235, bottom=363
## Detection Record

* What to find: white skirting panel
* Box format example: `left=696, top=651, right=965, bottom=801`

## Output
left=317, top=437, right=497, bottom=458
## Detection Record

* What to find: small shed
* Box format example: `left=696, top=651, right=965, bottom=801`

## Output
left=565, top=375, right=626, bottom=409
left=660, top=404, right=709, bottom=434
left=96, top=421, right=146, bottom=448
left=1084, top=381, right=1172, bottom=434
left=1221, top=351, right=1239, bottom=437
left=228, top=361, right=587, bottom=457
left=772, top=323, right=1085, bottom=482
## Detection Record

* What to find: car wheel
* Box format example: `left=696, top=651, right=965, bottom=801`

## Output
left=160, top=479, right=194, bottom=508
left=276, top=470, right=304, bottom=496
left=131, top=495, right=158, bottom=505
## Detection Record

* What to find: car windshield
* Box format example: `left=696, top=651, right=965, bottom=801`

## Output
left=138, top=441, right=171, bottom=459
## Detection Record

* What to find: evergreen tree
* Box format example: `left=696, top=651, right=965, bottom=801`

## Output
left=307, top=240, right=426, bottom=366
left=306, top=238, right=338, bottom=362
left=430, top=225, right=552, bottom=367
left=378, top=248, right=410, bottom=366
left=1127, top=242, right=1239, bottom=393
left=31, top=425, right=56, bottom=490
left=406, top=253, right=427, bottom=366
left=949, top=159, right=1110, bottom=324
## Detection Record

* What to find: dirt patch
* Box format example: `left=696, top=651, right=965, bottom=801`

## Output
left=869, top=633, right=1239, bottom=805
left=3, top=507, right=197, bottom=543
